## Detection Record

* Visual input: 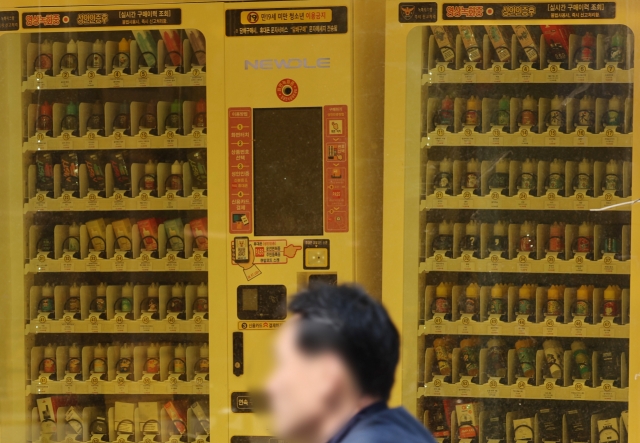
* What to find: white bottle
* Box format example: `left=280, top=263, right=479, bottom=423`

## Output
left=67, top=39, right=77, bottom=56
left=68, top=343, right=80, bottom=374
left=43, top=343, right=56, bottom=373
left=92, top=39, right=104, bottom=69
left=174, top=344, right=186, bottom=374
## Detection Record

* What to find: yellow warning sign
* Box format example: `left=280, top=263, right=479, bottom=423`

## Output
left=240, top=9, right=332, bottom=25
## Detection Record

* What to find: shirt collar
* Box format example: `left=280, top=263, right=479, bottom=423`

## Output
left=327, top=401, right=388, bottom=443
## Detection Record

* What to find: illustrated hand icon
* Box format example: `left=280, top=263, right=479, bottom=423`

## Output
left=232, top=244, right=255, bottom=270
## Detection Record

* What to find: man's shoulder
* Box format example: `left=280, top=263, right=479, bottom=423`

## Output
left=342, top=407, right=437, bottom=443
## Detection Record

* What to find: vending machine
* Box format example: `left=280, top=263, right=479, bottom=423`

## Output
left=0, top=0, right=384, bottom=442
left=383, top=0, right=638, bottom=441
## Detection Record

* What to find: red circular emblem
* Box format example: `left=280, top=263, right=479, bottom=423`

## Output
left=276, top=78, right=299, bottom=102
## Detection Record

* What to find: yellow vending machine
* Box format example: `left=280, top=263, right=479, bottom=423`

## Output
left=0, top=1, right=384, bottom=442
left=383, top=1, right=638, bottom=441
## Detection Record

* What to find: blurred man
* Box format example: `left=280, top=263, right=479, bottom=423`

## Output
left=267, top=285, right=436, bottom=443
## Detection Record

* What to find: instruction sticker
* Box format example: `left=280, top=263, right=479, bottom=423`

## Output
left=226, top=7, right=347, bottom=36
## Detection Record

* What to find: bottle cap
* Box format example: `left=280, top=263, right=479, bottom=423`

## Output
left=196, top=98, right=207, bottom=113
left=145, top=160, right=156, bottom=175
left=440, top=158, right=452, bottom=173
left=118, top=38, right=130, bottom=53
left=42, top=283, right=53, bottom=297
left=97, top=282, right=107, bottom=297
left=550, top=158, right=565, bottom=174
left=435, top=282, right=449, bottom=297
left=491, top=284, right=503, bottom=298
left=547, top=285, right=561, bottom=300
left=519, top=284, right=533, bottom=299
left=172, top=282, right=184, bottom=298
left=171, top=160, right=182, bottom=175
left=467, top=95, right=481, bottom=111
left=522, top=158, right=536, bottom=174
left=466, top=283, right=479, bottom=298
left=40, top=101, right=53, bottom=117
left=523, top=95, right=537, bottom=110
left=175, top=343, right=186, bottom=358
left=550, top=222, right=564, bottom=238
left=441, top=95, right=453, bottom=110
left=66, top=102, right=78, bottom=116
left=94, top=343, right=106, bottom=357
left=70, top=283, right=80, bottom=297
left=147, top=343, right=159, bottom=358
left=438, top=220, right=453, bottom=235
left=576, top=285, right=590, bottom=300
left=171, top=99, right=182, bottom=114
left=582, top=32, right=595, bottom=47
left=499, top=95, right=510, bottom=111
left=197, top=282, right=207, bottom=297
left=148, top=282, right=159, bottom=297
left=493, top=221, right=506, bottom=236
left=495, top=158, right=509, bottom=173
left=466, top=158, right=479, bottom=173
left=603, top=285, right=617, bottom=300
left=465, top=220, right=478, bottom=236
left=200, top=343, right=209, bottom=358
left=67, top=39, right=77, bottom=54
left=122, top=282, right=133, bottom=298
left=69, top=343, right=80, bottom=358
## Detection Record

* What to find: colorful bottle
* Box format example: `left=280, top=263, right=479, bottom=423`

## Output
left=43, top=343, right=56, bottom=374
left=161, top=29, right=183, bottom=68
left=574, top=158, right=593, bottom=191
left=117, top=38, right=130, bottom=69
left=433, top=337, right=454, bottom=376
left=37, top=39, right=53, bottom=72
left=490, top=158, right=509, bottom=189
left=133, top=30, right=158, bottom=68
left=519, top=221, right=536, bottom=253
left=547, top=159, right=566, bottom=191
left=542, top=339, right=564, bottom=379
left=194, top=98, right=207, bottom=130
left=488, top=284, right=505, bottom=316
left=95, top=282, right=107, bottom=313
left=93, top=343, right=106, bottom=374
left=143, top=160, right=157, bottom=191
left=578, top=32, right=595, bottom=62
left=517, top=284, right=535, bottom=316
left=186, top=29, right=207, bottom=66
left=61, top=39, right=78, bottom=72
left=37, top=101, right=53, bottom=133
left=602, top=285, right=620, bottom=318
left=433, top=282, right=451, bottom=315
left=520, top=95, right=537, bottom=126
left=146, top=343, right=160, bottom=373
left=465, top=96, right=481, bottom=126
left=432, top=220, right=453, bottom=253
left=515, top=338, right=536, bottom=378
left=463, top=283, right=479, bottom=315
left=518, top=159, right=537, bottom=193
left=460, top=338, right=481, bottom=377
left=546, top=285, right=563, bottom=316
left=548, top=222, right=565, bottom=253
left=571, top=341, right=592, bottom=380
left=603, top=159, right=621, bottom=192
left=574, top=222, right=593, bottom=254
left=486, top=338, right=508, bottom=378
left=604, top=95, right=622, bottom=127
left=461, top=220, right=479, bottom=252
left=68, top=343, right=81, bottom=374
left=574, top=285, right=592, bottom=317
left=438, top=95, right=453, bottom=126
left=91, top=39, right=105, bottom=70
left=121, top=282, right=133, bottom=313
left=167, top=160, right=183, bottom=191
left=174, top=343, right=186, bottom=374
left=61, top=101, right=79, bottom=133
left=462, top=158, right=479, bottom=189
left=609, top=31, right=625, bottom=63
left=577, top=96, right=595, bottom=128
left=434, top=157, right=453, bottom=191
left=497, top=95, right=510, bottom=126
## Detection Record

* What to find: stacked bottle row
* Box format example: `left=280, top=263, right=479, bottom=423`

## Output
left=424, top=219, right=629, bottom=274
left=423, top=398, right=627, bottom=443
left=31, top=396, right=209, bottom=443
left=26, top=29, right=206, bottom=88
left=28, top=150, right=207, bottom=211
left=425, top=283, right=629, bottom=333
left=28, top=99, right=207, bottom=150
left=427, top=25, right=632, bottom=80
left=31, top=341, right=209, bottom=395
left=427, top=93, right=632, bottom=136
left=423, top=336, right=627, bottom=394
left=30, top=282, right=208, bottom=332
left=27, top=215, right=208, bottom=272
left=426, top=156, right=631, bottom=200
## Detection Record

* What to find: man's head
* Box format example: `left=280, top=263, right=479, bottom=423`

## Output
left=266, top=284, right=400, bottom=440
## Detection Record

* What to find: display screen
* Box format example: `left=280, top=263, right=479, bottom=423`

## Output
left=253, top=108, right=324, bottom=236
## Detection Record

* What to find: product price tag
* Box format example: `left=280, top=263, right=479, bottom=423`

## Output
left=113, top=253, right=126, bottom=272
left=62, top=375, right=75, bottom=394
left=115, top=322, right=127, bottom=333
left=140, top=324, right=154, bottom=333
left=574, top=72, right=588, bottom=83
left=546, top=72, right=560, bottom=82
left=136, top=192, right=152, bottom=210
left=191, top=130, right=204, bottom=147
left=86, top=253, right=101, bottom=272
left=570, top=380, right=587, bottom=399
left=85, top=193, right=100, bottom=211
left=543, top=326, right=558, bottom=336
left=164, top=131, right=177, bottom=147
left=115, top=376, right=129, bottom=394
left=163, top=193, right=179, bottom=209
left=167, top=322, right=179, bottom=333
left=517, top=261, right=531, bottom=273
left=34, top=194, right=48, bottom=211
left=165, top=253, right=179, bottom=271
left=86, top=131, right=98, bottom=149
left=60, top=76, right=72, bottom=89
left=141, top=375, right=153, bottom=394
left=136, top=135, right=151, bottom=149
left=515, top=325, right=529, bottom=336
left=570, top=326, right=586, bottom=337
left=491, top=71, right=504, bottom=83
left=600, top=325, right=614, bottom=337
left=60, top=194, right=75, bottom=211
left=604, top=63, right=617, bottom=82
left=168, top=375, right=180, bottom=393
left=111, top=192, right=126, bottom=210
left=190, top=69, right=205, bottom=86
left=189, top=192, right=206, bottom=209
left=62, top=323, right=75, bottom=333
left=433, top=134, right=448, bottom=145
left=110, top=78, right=124, bottom=88
left=573, top=200, right=588, bottom=210
left=542, top=379, right=557, bottom=398
left=457, top=377, right=473, bottom=397
left=163, top=71, right=178, bottom=87
left=573, top=136, right=588, bottom=146
left=484, top=378, right=501, bottom=398
left=193, top=319, right=205, bottom=333
left=88, top=375, right=100, bottom=394
left=461, top=135, right=475, bottom=145
left=35, top=322, right=49, bottom=333
left=192, top=253, right=206, bottom=271
left=193, top=374, right=206, bottom=394
left=463, top=73, right=476, bottom=83
left=600, top=382, right=616, bottom=400
left=137, top=69, right=150, bottom=87
left=138, top=253, right=153, bottom=271
left=545, top=135, right=560, bottom=146
left=460, top=257, right=475, bottom=272
left=85, top=71, right=98, bottom=87
left=111, top=133, right=125, bottom=149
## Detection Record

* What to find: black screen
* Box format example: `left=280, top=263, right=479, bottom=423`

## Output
left=253, top=108, right=324, bottom=236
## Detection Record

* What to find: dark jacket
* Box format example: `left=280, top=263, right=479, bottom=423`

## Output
left=329, top=402, right=437, bottom=443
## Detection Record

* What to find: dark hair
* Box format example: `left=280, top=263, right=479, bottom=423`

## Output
left=288, top=284, right=400, bottom=401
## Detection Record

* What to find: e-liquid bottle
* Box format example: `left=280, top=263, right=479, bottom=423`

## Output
left=117, top=38, right=130, bottom=70
left=37, top=40, right=53, bottom=73
left=578, top=32, right=595, bottom=62
left=549, top=95, right=566, bottom=127
left=517, top=284, right=535, bottom=317
left=518, top=159, right=538, bottom=195
left=462, top=158, right=480, bottom=191
left=546, top=159, right=566, bottom=191
left=67, top=222, right=80, bottom=254
left=198, top=343, right=210, bottom=373
left=147, top=283, right=159, bottom=313
left=66, top=283, right=80, bottom=314
left=548, top=222, right=565, bottom=253
left=433, top=282, right=451, bottom=315
left=61, top=39, right=78, bottom=73
left=167, top=99, right=183, bottom=132
left=546, top=285, right=564, bottom=316
left=604, top=95, right=622, bottom=127
left=43, top=343, right=56, bottom=374
left=61, top=101, right=80, bottom=134
left=490, top=221, right=508, bottom=254
left=438, top=95, right=453, bottom=126
left=168, top=282, right=185, bottom=313
left=489, top=158, right=509, bottom=189
left=609, top=31, right=625, bottom=63
left=519, top=221, right=537, bottom=254
left=571, top=341, right=592, bottom=380
left=40, top=283, right=54, bottom=313
left=515, top=338, right=536, bottom=378
left=574, top=158, right=593, bottom=193
left=95, top=282, right=107, bottom=313
left=497, top=95, right=510, bottom=127
left=462, top=283, right=479, bottom=315
left=573, top=222, right=594, bottom=255
left=140, top=101, right=157, bottom=132
left=542, top=339, right=564, bottom=379
left=574, top=285, right=592, bottom=318
left=577, top=96, right=595, bottom=129
left=520, top=95, right=537, bottom=126
left=602, top=285, right=620, bottom=318
left=87, top=100, right=105, bottom=134
left=174, top=343, right=186, bottom=374
left=146, top=343, right=160, bottom=374
left=118, top=343, right=133, bottom=374
left=194, top=282, right=209, bottom=314
left=93, top=343, right=106, bottom=374
left=109, top=151, right=131, bottom=191
left=167, top=160, right=183, bottom=192
left=460, top=220, right=479, bottom=253
left=143, top=159, right=157, bottom=191
left=433, top=337, right=454, bottom=376
left=603, top=159, right=621, bottom=193
left=487, top=284, right=505, bottom=316
left=188, top=149, right=207, bottom=190
left=432, top=220, right=454, bottom=255
left=37, top=101, right=53, bottom=135
left=91, top=39, right=105, bottom=71
left=486, top=338, right=508, bottom=378
left=121, top=282, right=133, bottom=313
left=68, top=343, right=81, bottom=374
left=465, top=95, right=481, bottom=127
left=434, top=157, right=453, bottom=192
left=460, top=338, right=481, bottom=377
left=194, top=98, right=207, bottom=131
left=114, top=101, right=130, bottom=134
